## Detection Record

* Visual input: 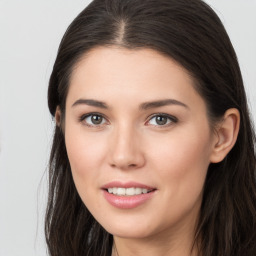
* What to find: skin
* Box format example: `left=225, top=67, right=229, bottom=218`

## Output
left=59, top=47, right=240, bottom=256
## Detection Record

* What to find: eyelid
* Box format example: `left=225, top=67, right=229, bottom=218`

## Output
left=79, top=112, right=109, bottom=127
left=78, top=112, right=177, bottom=128
left=145, top=113, right=178, bottom=126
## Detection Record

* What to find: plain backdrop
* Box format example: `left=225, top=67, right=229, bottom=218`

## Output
left=0, top=1, right=255, bottom=255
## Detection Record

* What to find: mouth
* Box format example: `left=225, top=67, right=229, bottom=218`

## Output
left=101, top=181, right=157, bottom=209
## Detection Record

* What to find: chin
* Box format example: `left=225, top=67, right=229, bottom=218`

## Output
left=108, top=227, right=154, bottom=239
left=99, top=216, right=160, bottom=239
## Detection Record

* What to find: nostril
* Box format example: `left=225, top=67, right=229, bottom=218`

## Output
left=128, top=164, right=137, bottom=167
left=110, top=163, right=137, bottom=168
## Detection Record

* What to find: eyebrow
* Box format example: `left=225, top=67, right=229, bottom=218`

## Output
left=139, top=99, right=189, bottom=110
left=72, top=99, right=108, bottom=109
left=72, top=98, right=189, bottom=110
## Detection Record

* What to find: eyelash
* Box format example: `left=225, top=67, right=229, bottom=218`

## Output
left=79, top=112, right=178, bottom=128
left=146, top=113, right=178, bottom=127
left=79, top=112, right=109, bottom=128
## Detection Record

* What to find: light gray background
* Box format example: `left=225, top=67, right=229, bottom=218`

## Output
left=0, top=1, right=255, bottom=255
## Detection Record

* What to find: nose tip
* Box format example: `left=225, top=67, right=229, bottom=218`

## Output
left=108, top=128, right=145, bottom=170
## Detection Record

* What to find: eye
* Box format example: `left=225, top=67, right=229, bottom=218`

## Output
left=80, top=113, right=108, bottom=127
left=146, top=114, right=177, bottom=126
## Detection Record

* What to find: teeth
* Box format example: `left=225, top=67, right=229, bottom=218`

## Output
left=135, top=188, right=142, bottom=195
left=142, top=188, right=148, bottom=194
left=107, top=187, right=152, bottom=196
left=126, top=187, right=135, bottom=195
left=117, top=188, right=125, bottom=196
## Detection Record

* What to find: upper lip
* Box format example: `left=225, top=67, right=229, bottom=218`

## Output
left=102, top=181, right=156, bottom=190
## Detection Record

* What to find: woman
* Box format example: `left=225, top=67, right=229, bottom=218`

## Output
left=46, top=0, right=256, bottom=255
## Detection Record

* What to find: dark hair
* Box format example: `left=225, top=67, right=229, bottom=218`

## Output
left=46, top=0, right=256, bottom=255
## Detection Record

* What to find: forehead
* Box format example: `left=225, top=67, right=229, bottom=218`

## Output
left=66, top=46, right=205, bottom=111
left=71, top=46, right=193, bottom=86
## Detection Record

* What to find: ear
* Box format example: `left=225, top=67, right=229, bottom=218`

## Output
left=55, top=106, right=62, bottom=127
left=210, top=108, right=240, bottom=163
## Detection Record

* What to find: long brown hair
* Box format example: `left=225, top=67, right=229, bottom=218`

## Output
left=46, top=0, right=256, bottom=255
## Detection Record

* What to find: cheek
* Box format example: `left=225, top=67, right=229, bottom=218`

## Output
left=147, top=124, right=212, bottom=191
left=144, top=127, right=212, bottom=226
left=64, top=127, right=108, bottom=185
left=64, top=130, right=109, bottom=213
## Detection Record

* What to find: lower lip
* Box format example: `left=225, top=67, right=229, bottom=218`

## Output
left=102, top=190, right=155, bottom=209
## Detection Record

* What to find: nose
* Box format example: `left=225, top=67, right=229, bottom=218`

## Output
left=108, top=125, right=145, bottom=170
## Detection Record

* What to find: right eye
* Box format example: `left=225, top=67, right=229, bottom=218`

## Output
left=80, top=113, right=108, bottom=127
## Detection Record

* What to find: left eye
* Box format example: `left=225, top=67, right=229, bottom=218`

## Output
left=147, top=114, right=177, bottom=126
left=82, top=114, right=107, bottom=126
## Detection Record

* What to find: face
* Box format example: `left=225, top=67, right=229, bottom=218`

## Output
left=63, top=47, right=217, bottom=240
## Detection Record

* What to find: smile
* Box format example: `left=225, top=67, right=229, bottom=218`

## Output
left=102, top=182, right=156, bottom=209
left=107, top=187, right=153, bottom=196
